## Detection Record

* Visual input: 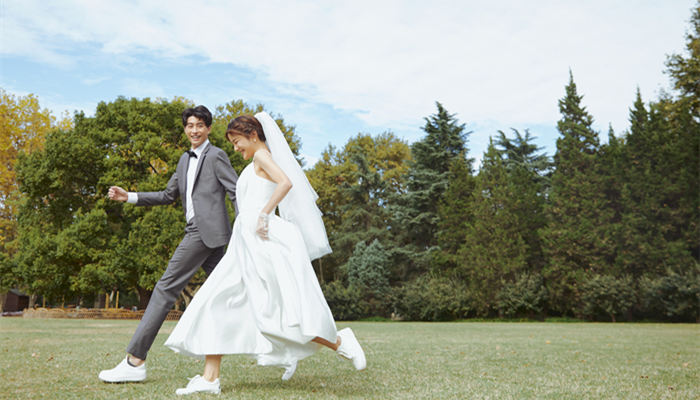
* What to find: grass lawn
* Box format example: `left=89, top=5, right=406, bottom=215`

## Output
left=0, top=318, right=697, bottom=399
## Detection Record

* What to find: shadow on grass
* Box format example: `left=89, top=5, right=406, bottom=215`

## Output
left=228, top=370, right=378, bottom=397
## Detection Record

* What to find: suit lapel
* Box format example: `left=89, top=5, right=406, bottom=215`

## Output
left=192, top=144, right=211, bottom=191
left=179, top=154, right=189, bottom=198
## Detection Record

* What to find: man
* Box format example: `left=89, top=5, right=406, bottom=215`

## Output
left=99, top=105, right=238, bottom=383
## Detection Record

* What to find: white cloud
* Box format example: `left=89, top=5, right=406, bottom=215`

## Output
left=120, top=78, right=166, bottom=99
left=2, top=0, right=694, bottom=138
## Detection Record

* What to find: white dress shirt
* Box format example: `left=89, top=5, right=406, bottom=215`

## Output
left=127, top=140, right=210, bottom=223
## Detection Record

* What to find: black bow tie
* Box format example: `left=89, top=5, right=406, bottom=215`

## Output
left=187, top=150, right=197, bottom=159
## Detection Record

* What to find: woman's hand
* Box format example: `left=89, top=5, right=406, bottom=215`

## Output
left=256, top=212, right=270, bottom=240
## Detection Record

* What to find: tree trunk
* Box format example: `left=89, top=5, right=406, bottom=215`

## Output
left=319, top=258, right=324, bottom=283
left=180, top=284, right=202, bottom=309
left=94, top=292, right=105, bottom=308
left=136, top=287, right=152, bottom=310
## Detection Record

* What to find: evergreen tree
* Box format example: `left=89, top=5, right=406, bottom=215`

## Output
left=542, top=72, right=607, bottom=316
left=460, top=141, right=528, bottom=313
left=495, top=128, right=551, bottom=190
left=434, top=155, right=475, bottom=272
left=614, top=91, right=675, bottom=277
left=345, top=239, right=391, bottom=299
left=663, top=4, right=700, bottom=262
left=457, top=141, right=530, bottom=315
left=391, top=102, right=471, bottom=279
left=495, top=129, right=550, bottom=271
left=666, top=4, right=700, bottom=117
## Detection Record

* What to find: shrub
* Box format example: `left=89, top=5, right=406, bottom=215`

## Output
left=580, top=274, right=635, bottom=322
left=345, top=239, right=391, bottom=297
left=496, top=272, right=547, bottom=318
left=393, top=275, right=471, bottom=321
left=640, top=263, right=700, bottom=322
left=321, top=280, right=370, bottom=321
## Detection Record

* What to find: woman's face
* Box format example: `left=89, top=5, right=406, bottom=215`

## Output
left=229, top=133, right=256, bottom=160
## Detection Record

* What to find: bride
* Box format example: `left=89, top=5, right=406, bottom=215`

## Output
left=164, top=112, right=366, bottom=395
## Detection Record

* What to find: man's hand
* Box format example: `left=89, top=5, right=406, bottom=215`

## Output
left=108, top=186, right=128, bottom=202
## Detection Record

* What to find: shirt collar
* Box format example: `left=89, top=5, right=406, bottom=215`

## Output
left=191, top=140, right=209, bottom=157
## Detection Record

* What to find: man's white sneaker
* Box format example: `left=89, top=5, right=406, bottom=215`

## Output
left=336, top=328, right=366, bottom=370
left=98, top=357, right=147, bottom=382
left=175, top=375, right=221, bottom=396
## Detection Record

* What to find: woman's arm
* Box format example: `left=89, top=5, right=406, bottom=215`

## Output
left=254, top=149, right=293, bottom=215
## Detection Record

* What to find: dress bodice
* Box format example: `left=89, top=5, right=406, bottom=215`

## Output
left=236, top=163, right=277, bottom=215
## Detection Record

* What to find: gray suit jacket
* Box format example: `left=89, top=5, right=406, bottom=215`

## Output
left=135, top=144, right=238, bottom=248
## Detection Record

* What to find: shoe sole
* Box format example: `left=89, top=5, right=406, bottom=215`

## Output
left=176, top=389, right=220, bottom=395
left=99, top=374, right=146, bottom=383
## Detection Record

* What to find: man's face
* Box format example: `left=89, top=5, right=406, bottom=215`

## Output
left=185, top=116, right=211, bottom=149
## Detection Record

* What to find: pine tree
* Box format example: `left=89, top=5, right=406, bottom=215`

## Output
left=664, top=4, right=700, bottom=262
left=345, top=239, right=391, bottom=297
left=457, top=140, right=528, bottom=315
left=495, top=129, right=550, bottom=273
left=615, top=90, right=672, bottom=277
left=542, top=72, right=607, bottom=316
left=495, top=128, right=551, bottom=190
left=434, top=155, right=475, bottom=272
left=391, top=102, right=471, bottom=279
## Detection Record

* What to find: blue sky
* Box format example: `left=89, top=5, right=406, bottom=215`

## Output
left=0, top=0, right=694, bottom=167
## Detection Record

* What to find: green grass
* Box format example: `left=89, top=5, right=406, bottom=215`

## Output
left=0, top=319, right=697, bottom=399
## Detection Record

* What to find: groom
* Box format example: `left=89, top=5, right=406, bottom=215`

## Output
left=99, top=105, right=238, bottom=383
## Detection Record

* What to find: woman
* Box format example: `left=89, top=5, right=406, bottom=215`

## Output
left=164, top=112, right=366, bottom=396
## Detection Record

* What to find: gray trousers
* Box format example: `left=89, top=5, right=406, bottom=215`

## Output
left=126, top=221, right=225, bottom=360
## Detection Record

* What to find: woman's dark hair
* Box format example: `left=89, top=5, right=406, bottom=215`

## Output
left=182, top=105, right=213, bottom=127
left=226, top=115, right=266, bottom=142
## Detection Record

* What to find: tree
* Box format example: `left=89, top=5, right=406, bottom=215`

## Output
left=665, top=4, right=700, bottom=117
left=0, top=90, right=62, bottom=265
left=494, top=129, right=550, bottom=271
left=433, top=155, right=475, bottom=272
left=13, top=96, right=305, bottom=308
left=662, top=4, right=700, bottom=263
left=333, top=149, right=391, bottom=274
left=306, top=133, right=410, bottom=282
left=14, top=97, right=190, bottom=305
left=213, top=100, right=302, bottom=169
left=391, top=102, right=471, bottom=279
left=495, top=128, right=551, bottom=191
left=457, top=141, right=530, bottom=315
left=344, top=239, right=391, bottom=316
left=541, top=72, right=607, bottom=316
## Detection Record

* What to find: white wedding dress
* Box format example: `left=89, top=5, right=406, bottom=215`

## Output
left=164, top=163, right=338, bottom=369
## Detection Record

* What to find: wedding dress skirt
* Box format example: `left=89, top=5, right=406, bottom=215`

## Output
left=165, top=164, right=337, bottom=369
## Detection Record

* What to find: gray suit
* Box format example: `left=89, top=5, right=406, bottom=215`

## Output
left=126, top=144, right=238, bottom=360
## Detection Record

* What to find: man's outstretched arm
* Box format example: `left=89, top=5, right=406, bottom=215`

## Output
left=108, top=172, right=179, bottom=206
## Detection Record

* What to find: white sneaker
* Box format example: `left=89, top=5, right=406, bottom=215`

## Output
left=175, top=375, right=221, bottom=396
left=98, top=356, right=146, bottom=382
left=336, top=328, right=366, bottom=370
left=281, top=361, right=297, bottom=381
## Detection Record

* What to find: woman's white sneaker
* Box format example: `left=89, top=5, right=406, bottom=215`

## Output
left=175, top=375, right=221, bottom=395
left=336, top=328, right=366, bottom=370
